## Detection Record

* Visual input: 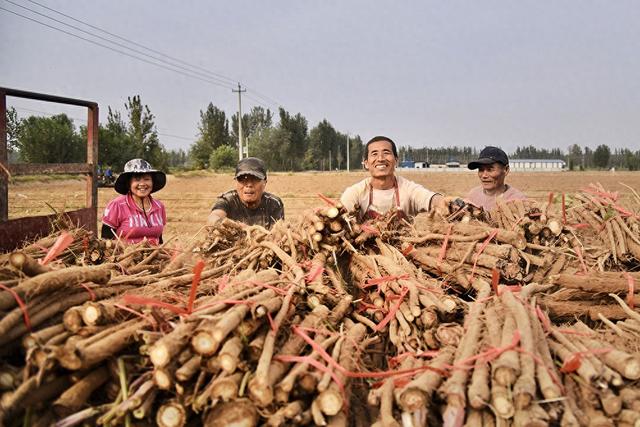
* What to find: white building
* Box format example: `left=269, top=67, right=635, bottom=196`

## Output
left=510, top=159, right=566, bottom=171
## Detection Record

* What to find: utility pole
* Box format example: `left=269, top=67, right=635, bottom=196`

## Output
left=232, top=83, right=246, bottom=160
left=329, top=150, right=332, bottom=171
left=346, top=135, right=350, bottom=172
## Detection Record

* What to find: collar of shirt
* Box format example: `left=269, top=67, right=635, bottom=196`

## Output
left=125, top=193, right=160, bottom=214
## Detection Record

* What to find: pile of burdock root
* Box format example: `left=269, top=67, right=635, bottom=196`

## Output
left=1, top=183, right=640, bottom=427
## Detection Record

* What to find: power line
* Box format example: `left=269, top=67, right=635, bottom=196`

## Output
left=244, top=87, right=281, bottom=108
left=15, top=0, right=283, bottom=108
left=0, top=6, right=240, bottom=91
left=2, top=1, right=237, bottom=90
left=156, top=132, right=196, bottom=142
left=25, top=0, right=240, bottom=88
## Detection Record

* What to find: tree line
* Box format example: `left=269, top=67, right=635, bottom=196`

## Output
left=400, top=144, right=640, bottom=171
left=6, top=95, right=639, bottom=172
left=188, top=103, right=364, bottom=172
left=5, top=95, right=364, bottom=173
left=6, top=96, right=167, bottom=171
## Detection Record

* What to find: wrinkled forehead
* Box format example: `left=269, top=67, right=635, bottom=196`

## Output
left=478, top=162, right=507, bottom=171
left=367, top=139, right=394, bottom=154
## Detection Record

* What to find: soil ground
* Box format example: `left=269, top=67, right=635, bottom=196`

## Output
left=8, top=170, right=640, bottom=239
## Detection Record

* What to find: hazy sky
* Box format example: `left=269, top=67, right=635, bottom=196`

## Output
left=2, top=0, right=639, bottom=153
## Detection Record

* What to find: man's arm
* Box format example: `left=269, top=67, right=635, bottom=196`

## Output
left=207, top=208, right=227, bottom=225
left=339, top=181, right=365, bottom=213
left=429, top=194, right=447, bottom=214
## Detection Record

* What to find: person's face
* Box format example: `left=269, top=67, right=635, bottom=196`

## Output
left=129, top=174, right=153, bottom=198
left=236, top=174, right=266, bottom=206
left=364, top=140, right=397, bottom=179
left=477, top=163, right=509, bottom=192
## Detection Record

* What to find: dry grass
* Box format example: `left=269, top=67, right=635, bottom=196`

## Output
left=8, top=170, right=640, bottom=239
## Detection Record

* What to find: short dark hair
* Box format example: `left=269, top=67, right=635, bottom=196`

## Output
left=364, top=136, right=398, bottom=160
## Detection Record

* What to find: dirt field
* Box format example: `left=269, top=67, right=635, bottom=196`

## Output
left=8, top=170, right=640, bottom=239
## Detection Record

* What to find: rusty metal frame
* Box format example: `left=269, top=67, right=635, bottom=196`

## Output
left=0, top=87, right=98, bottom=251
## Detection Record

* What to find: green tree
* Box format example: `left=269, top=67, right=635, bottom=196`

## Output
left=17, top=114, right=84, bottom=163
left=250, top=127, right=292, bottom=171
left=6, top=107, right=21, bottom=154
left=209, top=145, right=238, bottom=169
left=567, top=144, right=583, bottom=171
left=167, top=149, right=188, bottom=169
left=593, top=144, right=611, bottom=169
left=347, top=135, right=364, bottom=170
left=306, top=120, right=338, bottom=170
left=278, top=108, right=308, bottom=170
left=621, top=149, right=640, bottom=171
left=125, top=95, right=166, bottom=169
left=231, top=106, right=274, bottom=154
left=189, top=103, right=230, bottom=169
left=90, top=107, right=136, bottom=171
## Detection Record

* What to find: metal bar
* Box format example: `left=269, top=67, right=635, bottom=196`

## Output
left=0, top=89, right=7, bottom=221
left=0, top=87, right=97, bottom=109
left=0, top=87, right=99, bottom=243
left=8, top=163, right=92, bottom=175
left=86, top=104, right=98, bottom=210
left=0, top=208, right=96, bottom=252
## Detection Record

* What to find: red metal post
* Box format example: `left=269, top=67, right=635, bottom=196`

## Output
left=0, top=89, right=7, bottom=222
left=0, top=87, right=99, bottom=250
left=86, top=104, right=99, bottom=233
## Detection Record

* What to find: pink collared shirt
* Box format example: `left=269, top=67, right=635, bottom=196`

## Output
left=102, top=194, right=166, bottom=244
left=466, top=185, right=526, bottom=211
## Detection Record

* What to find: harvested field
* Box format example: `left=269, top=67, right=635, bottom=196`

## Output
left=8, top=170, right=640, bottom=238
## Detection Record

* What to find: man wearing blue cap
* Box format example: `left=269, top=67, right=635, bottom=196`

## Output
left=207, top=157, right=284, bottom=229
left=466, top=146, right=526, bottom=211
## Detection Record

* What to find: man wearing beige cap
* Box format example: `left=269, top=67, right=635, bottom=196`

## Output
left=207, top=157, right=284, bottom=229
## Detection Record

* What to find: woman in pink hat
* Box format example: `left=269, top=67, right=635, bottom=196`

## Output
left=101, top=159, right=167, bottom=245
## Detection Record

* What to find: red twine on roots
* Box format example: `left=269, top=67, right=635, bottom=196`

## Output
left=455, top=330, right=521, bottom=369
left=215, top=275, right=229, bottom=293
left=293, top=326, right=448, bottom=380
left=0, top=283, right=31, bottom=331
left=535, top=305, right=552, bottom=333
left=113, top=303, right=157, bottom=327
left=625, top=272, right=635, bottom=309
left=583, top=186, right=619, bottom=202
left=40, top=231, right=74, bottom=265
left=363, top=274, right=409, bottom=290
left=373, top=287, right=409, bottom=332
left=121, top=295, right=187, bottom=315
left=574, top=245, right=588, bottom=274
left=266, top=311, right=278, bottom=333
left=360, top=223, right=380, bottom=236
left=78, top=283, right=96, bottom=301
left=186, top=260, right=205, bottom=314
left=560, top=348, right=613, bottom=374
left=387, top=350, right=440, bottom=368
left=468, top=229, right=499, bottom=282
left=491, top=269, right=500, bottom=295
left=249, top=280, right=288, bottom=296
left=305, top=264, right=325, bottom=284
left=401, top=244, right=414, bottom=257
left=317, top=193, right=337, bottom=207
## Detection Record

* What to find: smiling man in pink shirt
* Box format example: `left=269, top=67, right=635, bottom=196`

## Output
left=466, top=146, right=526, bottom=211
